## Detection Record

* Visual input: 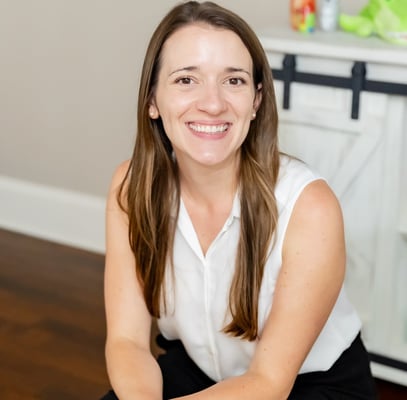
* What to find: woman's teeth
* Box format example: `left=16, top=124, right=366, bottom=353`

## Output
left=189, top=123, right=229, bottom=134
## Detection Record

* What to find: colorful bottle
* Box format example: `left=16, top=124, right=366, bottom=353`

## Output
left=290, top=0, right=316, bottom=33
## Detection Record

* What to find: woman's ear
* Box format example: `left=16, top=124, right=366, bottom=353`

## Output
left=148, top=104, right=159, bottom=119
left=253, top=83, right=263, bottom=112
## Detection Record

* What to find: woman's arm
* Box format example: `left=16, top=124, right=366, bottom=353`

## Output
left=174, top=179, right=346, bottom=400
left=104, top=161, right=163, bottom=400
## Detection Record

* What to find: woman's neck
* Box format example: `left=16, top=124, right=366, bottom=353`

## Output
left=178, top=158, right=239, bottom=209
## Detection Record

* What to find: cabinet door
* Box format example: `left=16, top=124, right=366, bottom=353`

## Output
left=274, top=81, right=407, bottom=385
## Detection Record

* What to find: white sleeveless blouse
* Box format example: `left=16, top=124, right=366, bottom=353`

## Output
left=157, top=155, right=361, bottom=382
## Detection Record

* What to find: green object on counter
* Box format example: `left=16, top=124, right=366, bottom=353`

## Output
left=339, top=0, right=407, bottom=45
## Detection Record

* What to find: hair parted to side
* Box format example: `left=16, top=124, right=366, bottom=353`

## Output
left=118, top=1, right=280, bottom=341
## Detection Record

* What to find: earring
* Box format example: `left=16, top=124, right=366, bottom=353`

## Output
left=149, top=110, right=155, bottom=118
left=252, top=112, right=256, bottom=119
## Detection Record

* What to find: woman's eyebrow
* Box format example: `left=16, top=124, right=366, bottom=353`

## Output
left=169, top=66, right=198, bottom=76
left=169, top=66, right=251, bottom=76
left=225, top=67, right=251, bottom=76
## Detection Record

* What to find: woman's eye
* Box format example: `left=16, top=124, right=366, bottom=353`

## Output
left=175, top=77, right=193, bottom=85
left=227, top=77, right=245, bottom=86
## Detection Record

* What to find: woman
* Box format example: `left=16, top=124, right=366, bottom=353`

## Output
left=102, top=1, right=377, bottom=399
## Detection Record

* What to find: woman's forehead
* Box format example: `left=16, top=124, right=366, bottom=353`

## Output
left=159, top=24, right=253, bottom=75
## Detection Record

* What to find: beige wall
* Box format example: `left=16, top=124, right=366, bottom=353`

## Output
left=0, top=0, right=366, bottom=197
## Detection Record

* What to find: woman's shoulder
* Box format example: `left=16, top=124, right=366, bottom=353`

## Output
left=278, top=153, right=323, bottom=188
left=276, top=154, right=326, bottom=211
left=111, top=159, right=131, bottom=185
left=106, top=159, right=131, bottom=210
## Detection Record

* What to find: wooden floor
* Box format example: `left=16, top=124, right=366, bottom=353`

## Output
left=0, top=228, right=109, bottom=399
left=0, top=228, right=406, bottom=399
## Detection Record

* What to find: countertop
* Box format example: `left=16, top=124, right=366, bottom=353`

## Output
left=258, top=26, right=407, bottom=67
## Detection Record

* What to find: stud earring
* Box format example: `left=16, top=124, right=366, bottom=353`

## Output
left=252, top=112, right=256, bottom=119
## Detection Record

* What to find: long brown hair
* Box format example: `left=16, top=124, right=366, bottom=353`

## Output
left=118, top=1, right=280, bottom=341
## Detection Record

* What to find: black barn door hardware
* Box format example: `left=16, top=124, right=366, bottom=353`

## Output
left=272, top=54, right=407, bottom=120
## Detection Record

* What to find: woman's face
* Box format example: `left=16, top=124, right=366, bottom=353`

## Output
left=150, top=24, right=261, bottom=170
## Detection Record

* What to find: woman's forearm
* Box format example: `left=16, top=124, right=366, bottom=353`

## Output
left=173, top=370, right=291, bottom=400
left=106, top=338, right=163, bottom=400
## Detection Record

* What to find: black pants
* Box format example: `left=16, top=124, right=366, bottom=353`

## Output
left=100, top=333, right=377, bottom=399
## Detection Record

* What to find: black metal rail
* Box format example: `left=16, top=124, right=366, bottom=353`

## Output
left=369, top=352, right=407, bottom=372
left=272, top=54, right=407, bottom=119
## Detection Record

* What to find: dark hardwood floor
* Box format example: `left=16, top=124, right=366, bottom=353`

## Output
left=0, top=227, right=406, bottom=399
left=0, top=228, right=109, bottom=399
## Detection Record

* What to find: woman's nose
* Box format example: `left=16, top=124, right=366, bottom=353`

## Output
left=196, top=83, right=227, bottom=115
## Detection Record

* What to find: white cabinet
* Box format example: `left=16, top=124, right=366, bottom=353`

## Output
left=260, top=29, right=407, bottom=386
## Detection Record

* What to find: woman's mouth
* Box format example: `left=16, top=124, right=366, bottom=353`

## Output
left=188, top=122, right=230, bottom=135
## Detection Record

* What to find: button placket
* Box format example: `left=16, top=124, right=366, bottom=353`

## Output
left=202, top=255, right=222, bottom=380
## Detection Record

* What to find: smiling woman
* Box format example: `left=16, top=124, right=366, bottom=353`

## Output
left=101, top=2, right=377, bottom=400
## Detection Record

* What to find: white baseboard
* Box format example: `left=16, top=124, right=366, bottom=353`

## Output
left=371, top=362, right=407, bottom=387
left=0, top=175, right=106, bottom=254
